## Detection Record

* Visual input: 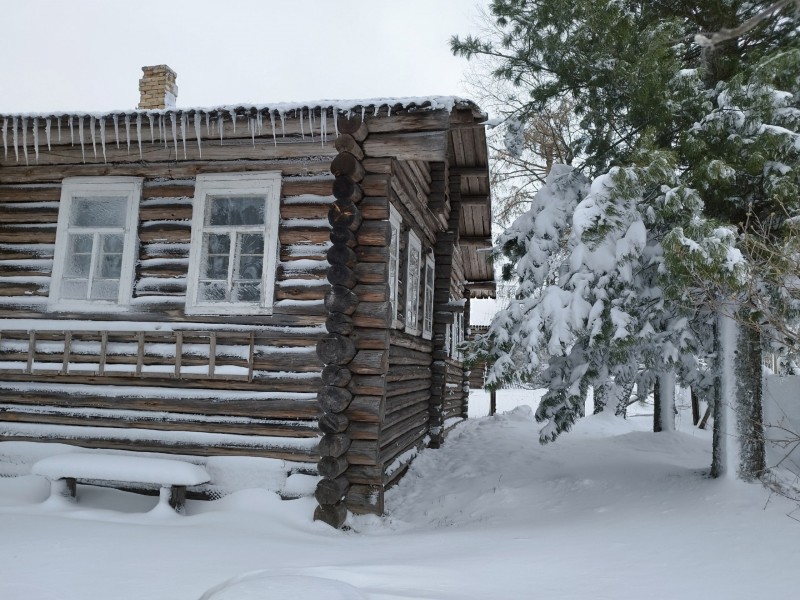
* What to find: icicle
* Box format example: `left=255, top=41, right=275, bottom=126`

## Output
left=2, top=118, right=7, bottom=161
left=299, top=107, right=305, bottom=140
left=57, top=116, right=61, bottom=142
left=333, top=110, right=339, bottom=139
left=250, top=117, right=256, bottom=147
left=12, top=116, right=19, bottom=163
left=136, top=114, right=143, bottom=159
left=309, top=108, right=314, bottom=141
left=280, top=110, right=286, bottom=137
left=99, top=116, right=107, bottom=163
left=124, top=115, right=131, bottom=155
left=205, top=111, right=211, bottom=138
left=170, top=113, right=178, bottom=157
left=148, top=113, right=156, bottom=143
left=90, top=116, right=97, bottom=159
left=388, top=105, right=392, bottom=117
left=69, top=116, right=74, bottom=146
left=257, top=111, right=263, bottom=135
left=373, top=105, right=379, bottom=117
left=218, top=114, right=224, bottom=144
left=231, top=109, right=237, bottom=133
left=45, top=117, right=52, bottom=151
left=180, top=112, right=188, bottom=159
left=32, top=117, right=39, bottom=164
left=361, top=107, right=366, bottom=122
left=78, top=117, right=85, bottom=163
left=21, top=117, right=29, bottom=166
left=269, top=110, right=277, bottom=147
left=162, top=115, right=168, bottom=150
left=194, top=112, right=202, bottom=158
left=320, top=108, right=327, bottom=146
left=112, top=115, right=120, bottom=149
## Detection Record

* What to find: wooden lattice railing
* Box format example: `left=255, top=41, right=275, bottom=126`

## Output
left=0, top=329, right=256, bottom=382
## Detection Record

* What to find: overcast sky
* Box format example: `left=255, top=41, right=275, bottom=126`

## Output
left=1, top=0, right=490, bottom=113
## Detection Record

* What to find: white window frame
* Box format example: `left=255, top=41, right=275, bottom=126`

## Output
left=449, top=304, right=464, bottom=361
left=49, top=177, right=142, bottom=313
left=422, top=253, right=435, bottom=340
left=404, top=229, right=423, bottom=335
left=388, top=204, right=402, bottom=327
left=185, top=172, right=281, bottom=316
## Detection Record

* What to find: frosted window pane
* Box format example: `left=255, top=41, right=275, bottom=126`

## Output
left=234, top=282, right=261, bottom=302
left=199, top=282, right=227, bottom=302
left=65, top=253, right=91, bottom=278
left=240, top=233, right=264, bottom=255
left=91, top=279, right=119, bottom=300
left=61, top=279, right=88, bottom=299
left=205, top=256, right=229, bottom=279
left=238, top=256, right=262, bottom=280
left=103, top=234, right=124, bottom=253
left=70, top=234, right=93, bottom=254
left=71, top=197, right=127, bottom=227
left=208, top=196, right=265, bottom=226
left=206, top=233, right=230, bottom=254
left=99, top=254, right=122, bottom=278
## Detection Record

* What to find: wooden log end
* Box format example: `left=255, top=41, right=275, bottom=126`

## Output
left=321, top=364, right=353, bottom=387
left=318, top=385, right=354, bottom=413
left=313, top=501, right=348, bottom=528
left=318, top=455, right=349, bottom=479
left=316, top=333, right=356, bottom=366
left=314, top=476, right=351, bottom=505
left=319, top=412, right=350, bottom=435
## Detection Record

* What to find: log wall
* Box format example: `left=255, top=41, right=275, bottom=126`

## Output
left=0, top=111, right=343, bottom=464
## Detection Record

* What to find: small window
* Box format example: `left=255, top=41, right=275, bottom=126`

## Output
left=422, top=254, right=435, bottom=340
left=405, top=230, right=423, bottom=334
left=449, top=304, right=464, bottom=361
left=186, top=172, right=281, bottom=315
left=49, top=177, right=142, bottom=312
left=388, top=205, right=402, bottom=326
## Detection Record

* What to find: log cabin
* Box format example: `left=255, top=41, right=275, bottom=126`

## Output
left=0, top=65, right=494, bottom=527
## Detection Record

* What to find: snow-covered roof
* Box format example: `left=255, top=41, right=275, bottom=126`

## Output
left=0, top=96, right=474, bottom=120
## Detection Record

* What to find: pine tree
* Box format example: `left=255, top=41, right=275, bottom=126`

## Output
left=456, top=1, right=800, bottom=475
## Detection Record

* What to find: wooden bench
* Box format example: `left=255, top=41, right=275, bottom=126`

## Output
left=31, top=453, right=211, bottom=514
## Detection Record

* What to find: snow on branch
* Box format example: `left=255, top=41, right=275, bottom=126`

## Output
left=694, top=0, right=798, bottom=48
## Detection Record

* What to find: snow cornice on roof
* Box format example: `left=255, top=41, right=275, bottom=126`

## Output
left=0, top=96, right=476, bottom=121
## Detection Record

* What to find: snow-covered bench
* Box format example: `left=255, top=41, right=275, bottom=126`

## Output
left=31, top=453, right=210, bottom=513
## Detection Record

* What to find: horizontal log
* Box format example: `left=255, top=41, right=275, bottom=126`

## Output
left=386, top=365, right=431, bottom=382
left=353, top=262, right=387, bottom=285
left=347, top=374, right=385, bottom=396
left=364, top=131, right=447, bottom=162
left=379, top=423, right=428, bottom=465
left=386, top=378, right=431, bottom=398
left=328, top=198, right=362, bottom=230
left=388, top=345, right=432, bottom=366
left=337, top=116, right=369, bottom=141
left=329, top=226, right=356, bottom=248
left=332, top=177, right=363, bottom=204
left=346, top=395, right=383, bottom=423
left=313, top=501, right=347, bottom=528
left=389, top=330, right=434, bottom=353
left=330, top=152, right=365, bottom=183
left=317, top=455, right=349, bottom=479
left=318, top=412, right=349, bottom=434
left=326, top=244, right=356, bottom=268
left=334, top=134, right=365, bottom=160
left=325, top=312, right=354, bottom=336
left=316, top=333, right=356, bottom=365
left=385, top=389, right=430, bottom=415
left=314, top=476, right=350, bottom=505
left=355, top=246, right=388, bottom=263
left=352, top=301, right=391, bottom=328
left=317, top=385, right=353, bottom=414
left=381, top=411, right=429, bottom=448
left=351, top=327, right=389, bottom=351
left=353, top=283, right=388, bottom=303
left=324, top=285, right=359, bottom=316
left=359, top=196, right=389, bottom=220
left=317, top=433, right=351, bottom=458
left=349, top=350, right=388, bottom=375
left=345, top=483, right=383, bottom=515
left=326, top=264, right=357, bottom=289
left=356, top=220, right=390, bottom=246
left=347, top=439, right=379, bottom=465
left=321, top=365, right=352, bottom=387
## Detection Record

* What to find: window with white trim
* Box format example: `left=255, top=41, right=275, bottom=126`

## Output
left=388, top=205, right=402, bottom=325
left=405, top=230, right=422, bottom=335
left=186, top=172, right=281, bottom=315
left=422, top=253, right=435, bottom=340
left=49, top=177, right=142, bottom=312
left=450, top=304, right=465, bottom=361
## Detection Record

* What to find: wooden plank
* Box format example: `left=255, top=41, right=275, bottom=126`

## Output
left=174, top=331, right=183, bottom=379
left=61, top=331, right=72, bottom=375
left=26, top=330, right=35, bottom=374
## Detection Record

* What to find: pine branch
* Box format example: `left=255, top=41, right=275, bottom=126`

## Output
left=694, top=0, right=798, bottom=47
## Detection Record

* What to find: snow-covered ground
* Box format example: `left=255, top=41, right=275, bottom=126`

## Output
left=1, top=389, right=798, bottom=600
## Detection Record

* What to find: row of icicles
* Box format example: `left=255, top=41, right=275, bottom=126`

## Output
left=0, top=105, right=385, bottom=165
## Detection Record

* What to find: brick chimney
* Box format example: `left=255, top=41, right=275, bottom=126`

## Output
left=138, top=65, right=178, bottom=110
